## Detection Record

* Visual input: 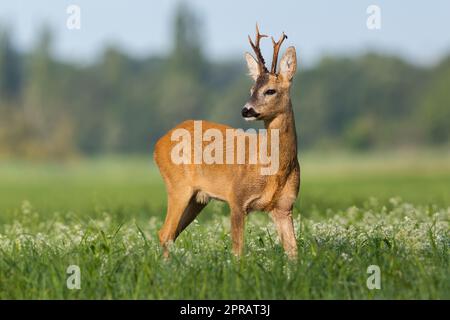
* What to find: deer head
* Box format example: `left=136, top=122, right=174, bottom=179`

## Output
left=242, top=24, right=297, bottom=121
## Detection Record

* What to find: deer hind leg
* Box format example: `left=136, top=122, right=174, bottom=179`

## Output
left=158, top=188, right=192, bottom=257
left=176, top=193, right=208, bottom=235
left=270, top=209, right=298, bottom=259
left=158, top=189, right=207, bottom=257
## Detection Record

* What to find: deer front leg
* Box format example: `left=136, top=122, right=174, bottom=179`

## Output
left=230, top=206, right=246, bottom=257
left=270, top=209, right=297, bottom=259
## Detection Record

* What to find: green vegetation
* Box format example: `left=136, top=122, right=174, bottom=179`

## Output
left=0, top=152, right=448, bottom=299
left=0, top=2, right=448, bottom=301
left=1, top=4, right=450, bottom=159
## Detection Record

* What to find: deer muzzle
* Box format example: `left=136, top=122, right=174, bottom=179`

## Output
left=242, top=103, right=260, bottom=120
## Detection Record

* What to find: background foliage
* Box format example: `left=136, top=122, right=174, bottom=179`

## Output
left=0, top=4, right=449, bottom=159
left=0, top=3, right=449, bottom=299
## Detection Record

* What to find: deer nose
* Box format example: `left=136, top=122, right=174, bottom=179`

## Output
left=241, top=107, right=250, bottom=117
left=242, top=104, right=259, bottom=118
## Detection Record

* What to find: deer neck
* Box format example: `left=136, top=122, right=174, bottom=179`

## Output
left=264, top=100, right=298, bottom=176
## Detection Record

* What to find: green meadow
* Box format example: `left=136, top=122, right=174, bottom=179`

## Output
left=0, top=151, right=448, bottom=299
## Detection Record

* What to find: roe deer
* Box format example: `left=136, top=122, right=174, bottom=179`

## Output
left=154, top=25, right=300, bottom=258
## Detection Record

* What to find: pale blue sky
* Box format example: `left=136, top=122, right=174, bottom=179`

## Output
left=1, top=0, right=449, bottom=66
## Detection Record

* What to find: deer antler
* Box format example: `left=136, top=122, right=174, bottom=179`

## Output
left=248, top=23, right=268, bottom=74
left=271, top=32, right=288, bottom=74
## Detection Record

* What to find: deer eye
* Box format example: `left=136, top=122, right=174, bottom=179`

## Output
left=264, top=89, right=276, bottom=96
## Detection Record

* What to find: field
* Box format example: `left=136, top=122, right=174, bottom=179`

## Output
left=0, top=151, right=449, bottom=299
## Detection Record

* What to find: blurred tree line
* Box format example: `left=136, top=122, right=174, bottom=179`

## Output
left=0, top=4, right=449, bottom=159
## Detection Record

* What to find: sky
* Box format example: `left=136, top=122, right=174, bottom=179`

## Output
left=1, top=0, right=450, bottom=66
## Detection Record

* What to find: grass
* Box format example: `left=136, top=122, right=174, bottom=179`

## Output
left=0, top=151, right=449, bottom=299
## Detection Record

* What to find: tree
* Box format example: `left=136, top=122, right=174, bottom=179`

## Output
left=157, top=2, right=208, bottom=134
left=0, top=27, right=22, bottom=102
left=170, top=2, right=205, bottom=76
left=416, top=57, right=450, bottom=144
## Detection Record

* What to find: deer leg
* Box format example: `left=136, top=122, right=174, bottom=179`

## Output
left=176, top=196, right=207, bottom=236
left=270, top=209, right=297, bottom=259
left=230, top=206, right=246, bottom=257
left=158, top=189, right=193, bottom=257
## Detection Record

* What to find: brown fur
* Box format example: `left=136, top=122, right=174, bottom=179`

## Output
left=154, top=45, right=300, bottom=258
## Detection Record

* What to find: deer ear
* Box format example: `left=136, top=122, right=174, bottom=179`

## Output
left=245, top=52, right=259, bottom=81
left=279, top=46, right=297, bottom=81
